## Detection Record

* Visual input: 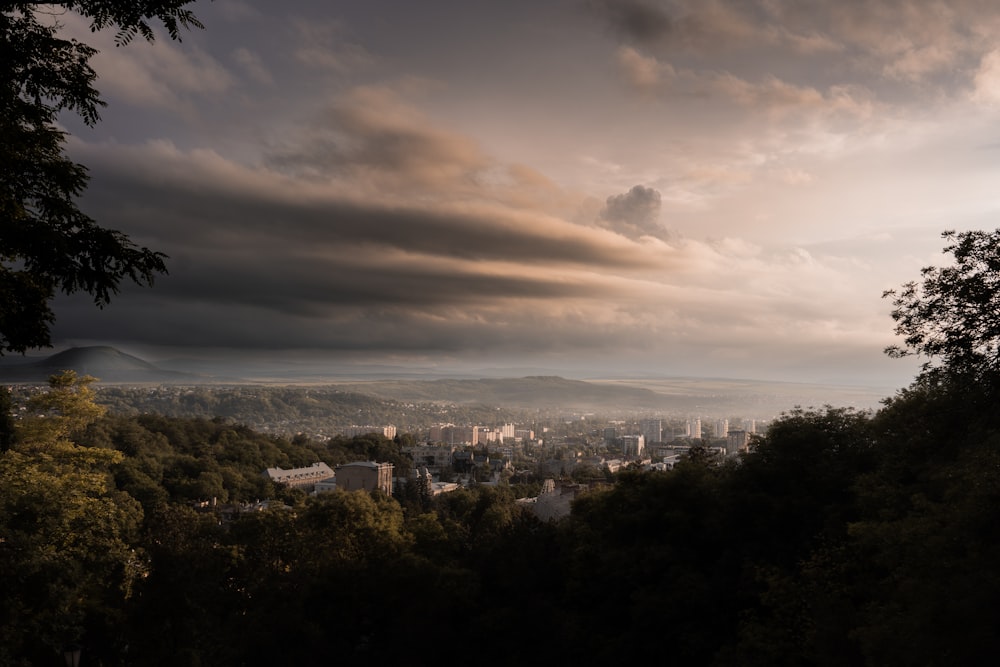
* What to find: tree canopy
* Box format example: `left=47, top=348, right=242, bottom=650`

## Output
left=884, top=228, right=1000, bottom=379
left=0, top=1, right=201, bottom=353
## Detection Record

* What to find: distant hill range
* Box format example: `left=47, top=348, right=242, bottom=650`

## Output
left=0, top=346, right=892, bottom=414
left=334, top=376, right=667, bottom=411
left=0, top=346, right=201, bottom=384
left=332, top=375, right=891, bottom=414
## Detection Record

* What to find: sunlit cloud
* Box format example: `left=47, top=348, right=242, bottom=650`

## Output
left=34, top=0, right=993, bottom=386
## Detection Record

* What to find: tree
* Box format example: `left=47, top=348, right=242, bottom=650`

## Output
left=884, top=229, right=1000, bottom=379
left=16, top=369, right=105, bottom=454
left=0, top=1, right=203, bottom=353
left=0, top=371, right=143, bottom=664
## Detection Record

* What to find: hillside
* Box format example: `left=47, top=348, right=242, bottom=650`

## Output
left=0, top=346, right=200, bottom=384
left=333, top=375, right=666, bottom=411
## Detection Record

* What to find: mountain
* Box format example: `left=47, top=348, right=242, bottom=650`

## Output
left=0, top=346, right=201, bottom=384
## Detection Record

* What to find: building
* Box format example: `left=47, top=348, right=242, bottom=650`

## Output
left=640, top=418, right=662, bottom=444
left=343, top=425, right=397, bottom=439
left=475, top=426, right=502, bottom=444
left=621, top=434, right=645, bottom=457
left=262, top=462, right=335, bottom=491
left=520, top=479, right=580, bottom=521
left=452, top=451, right=475, bottom=472
left=335, top=461, right=394, bottom=494
left=727, top=430, right=751, bottom=456
left=404, top=444, right=455, bottom=469
left=514, top=428, right=534, bottom=442
left=429, top=425, right=475, bottom=445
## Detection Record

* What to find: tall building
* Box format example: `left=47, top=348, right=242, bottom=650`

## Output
left=622, top=434, right=645, bottom=457
left=714, top=419, right=729, bottom=438
left=726, top=430, right=750, bottom=455
left=500, top=423, right=516, bottom=441
left=640, top=418, right=662, bottom=444
left=688, top=418, right=702, bottom=440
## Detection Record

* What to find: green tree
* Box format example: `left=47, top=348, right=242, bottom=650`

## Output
left=1, top=1, right=202, bottom=353
left=0, top=372, right=144, bottom=664
left=16, top=370, right=105, bottom=454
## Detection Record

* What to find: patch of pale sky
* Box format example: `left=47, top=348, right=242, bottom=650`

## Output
left=231, top=48, right=273, bottom=85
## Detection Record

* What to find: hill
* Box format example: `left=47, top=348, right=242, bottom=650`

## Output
left=0, top=346, right=200, bottom=384
left=333, top=375, right=666, bottom=411
left=331, top=375, right=889, bottom=415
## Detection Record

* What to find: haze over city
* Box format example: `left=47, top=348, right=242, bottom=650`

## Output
left=41, top=0, right=1000, bottom=387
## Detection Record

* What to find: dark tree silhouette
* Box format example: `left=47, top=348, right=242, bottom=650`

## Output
left=884, top=228, right=1000, bottom=379
left=0, top=2, right=202, bottom=353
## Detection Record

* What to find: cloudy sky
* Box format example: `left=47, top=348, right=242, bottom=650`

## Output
left=41, top=0, right=1000, bottom=385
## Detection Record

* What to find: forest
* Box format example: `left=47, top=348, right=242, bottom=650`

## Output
left=3, top=235, right=1000, bottom=666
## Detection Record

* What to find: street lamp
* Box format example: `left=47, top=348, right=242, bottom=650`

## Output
left=63, top=642, right=81, bottom=667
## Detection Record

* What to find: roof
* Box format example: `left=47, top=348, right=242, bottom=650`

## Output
left=263, top=462, right=334, bottom=483
left=338, top=460, right=392, bottom=470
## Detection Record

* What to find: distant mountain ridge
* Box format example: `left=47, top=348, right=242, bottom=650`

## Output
left=0, top=346, right=200, bottom=384
left=332, top=375, right=667, bottom=410
left=0, top=346, right=890, bottom=413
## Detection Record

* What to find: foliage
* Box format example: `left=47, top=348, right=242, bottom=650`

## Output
left=3, top=382, right=1000, bottom=664
left=0, top=1, right=202, bottom=353
left=0, top=372, right=141, bottom=665
left=17, top=370, right=107, bottom=455
left=884, top=228, right=1000, bottom=379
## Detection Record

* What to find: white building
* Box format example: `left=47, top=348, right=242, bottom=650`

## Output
left=263, top=462, right=335, bottom=491
left=500, top=423, right=516, bottom=440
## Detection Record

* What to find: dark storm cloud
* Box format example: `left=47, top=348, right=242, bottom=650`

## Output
left=147, top=252, right=616, bottom=315
left=62, top=139, right=654, bottom=352
left=82, top=162, right=642, bottom=268
left=599, top=185, right=664, bottom=239
left=52, top=286, right=637, bottom=353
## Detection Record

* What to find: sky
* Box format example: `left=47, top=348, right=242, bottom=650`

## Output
left=37, top=0, right=1000, bottom=386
